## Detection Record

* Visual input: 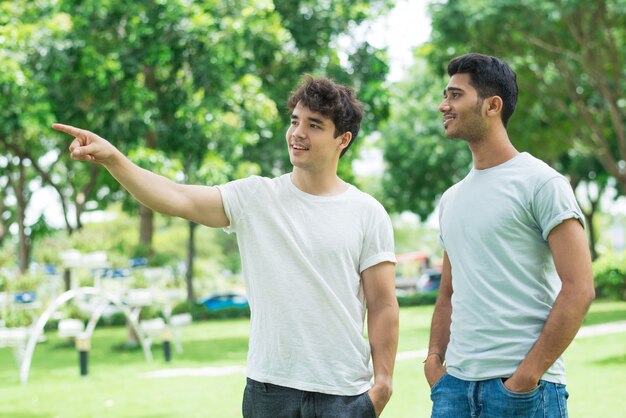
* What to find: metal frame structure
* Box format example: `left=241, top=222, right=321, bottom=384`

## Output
left=19, top=286, right=153, bottom=384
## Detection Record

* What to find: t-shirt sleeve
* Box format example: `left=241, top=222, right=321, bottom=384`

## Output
left=532, top=176, right=584, bottom=241
left=359, top=206, right=397, bottom=273
left=438, top=196, right=447, bottom=251
left=217, top=176, right=262, bottom=233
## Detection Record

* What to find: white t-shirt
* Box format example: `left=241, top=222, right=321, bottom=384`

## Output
left=218, top=173, right=396, bottom=395
left=439, top=152, right=583, bottom=384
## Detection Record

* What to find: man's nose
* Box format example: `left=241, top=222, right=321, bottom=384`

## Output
left=439, top=99, right=449, bottom=113
left=292, top=124, right=305, bottom=138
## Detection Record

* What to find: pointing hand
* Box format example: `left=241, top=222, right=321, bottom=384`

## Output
left=52, top=123, right=116, bottom=164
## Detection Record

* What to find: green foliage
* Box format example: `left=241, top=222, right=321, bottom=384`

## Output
left=427, top=0, right=626, bottom=194
left=98, top=311, right=127, bottom=327
left=593, top=251, right=626, bottom=300
left=1, top=307, right=34, bottom=328
left=381, top=54, right=472, bottom=220
left=139, top=305, right=162, bottom=321
left=4, top=272, right=44, bottom=292
left=396, top=291, right=438, bottom=307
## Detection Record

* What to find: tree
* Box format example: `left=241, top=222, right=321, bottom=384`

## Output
left=14, top=0, right=393, bottom=299
left=0, top=1, right=55, bottom=272
left=428, top=0, right=626, bottom=194
left=381, top=53, right=471, bottom=221
left=556, top=150, right=612, bottom=260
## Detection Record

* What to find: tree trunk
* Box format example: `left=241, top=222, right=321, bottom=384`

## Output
left=15, top=161, right=30, bottom=273
left=186, top=221, right=197, bottom=301
left=139, top=204, right=154, bottom=255
left=63, top=268, right=71, bottom=291
left=584, top=211, right=598, bottom=261
left=0, top=194, right=5, bottom=246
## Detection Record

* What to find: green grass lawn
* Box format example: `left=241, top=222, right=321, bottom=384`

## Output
left=1, top=299, right=625, bottom=417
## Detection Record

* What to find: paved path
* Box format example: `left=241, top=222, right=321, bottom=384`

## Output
left=141, top=320, right=626, bottom=379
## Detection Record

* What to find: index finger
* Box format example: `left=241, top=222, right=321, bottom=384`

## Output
left=52, top=123, right=87, bottom=138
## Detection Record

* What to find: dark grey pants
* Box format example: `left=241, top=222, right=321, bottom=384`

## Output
left=243, top=378, right=376, bottom=418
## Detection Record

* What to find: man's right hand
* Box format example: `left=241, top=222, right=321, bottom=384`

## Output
left=424, top=354, right=446, bottom=388
left=52, top=123, right=118, bottom=165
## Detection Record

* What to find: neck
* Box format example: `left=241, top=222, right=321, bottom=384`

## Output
left=291, top=167, right=347, bottom=196
left=467, top=127, right=519, bottom=170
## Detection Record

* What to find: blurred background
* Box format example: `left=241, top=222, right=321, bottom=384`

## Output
left=1, top=0, right=625, bottom=416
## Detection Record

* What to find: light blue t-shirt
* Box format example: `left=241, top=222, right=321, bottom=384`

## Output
left=439, top=152, right=583, bottom=384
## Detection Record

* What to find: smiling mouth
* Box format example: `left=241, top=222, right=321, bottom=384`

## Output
left=443, top=115, right=455, bottom=128
left=291, top=144, right=310, bottom=151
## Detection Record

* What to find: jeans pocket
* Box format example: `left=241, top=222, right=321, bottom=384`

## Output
left=363, top=392, right=377, bottom=418
left=430, top=372, right=449, bottom=392
left=497, top=378, right=542, bottom=398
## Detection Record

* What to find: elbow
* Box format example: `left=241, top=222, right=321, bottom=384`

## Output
left=584, top=274, right=596, bottom=306
left=560, top=277, right=595, bottom=310
left=576, top=280, right=596, bottom=310
left=586, top=284, right=596, bottom=306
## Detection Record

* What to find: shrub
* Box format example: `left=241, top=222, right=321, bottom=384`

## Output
left=593, top=251, right=626, bottom=300
left=397, top=291, right=438, bottom=307
left=2, top=307, right=35, bottom=328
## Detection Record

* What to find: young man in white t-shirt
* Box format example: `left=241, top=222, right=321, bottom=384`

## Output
left=53, top=75, right=398, bottom=417
left=424, top=53, right=595, bottom=418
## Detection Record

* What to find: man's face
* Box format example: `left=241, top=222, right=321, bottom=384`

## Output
left=286, top=102, right=344, bottom=170
left=439, top=73, right=487, bottom=141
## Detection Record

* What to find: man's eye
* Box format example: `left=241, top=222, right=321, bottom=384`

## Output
left=311, top=124, right=320, bottom=129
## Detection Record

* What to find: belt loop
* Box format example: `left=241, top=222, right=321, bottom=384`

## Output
left=262, top=382, right=269, bottom=393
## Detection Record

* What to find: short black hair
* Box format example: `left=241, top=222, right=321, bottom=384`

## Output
left=288, top=75, right=364, bottom=157
left=447, top=53, right=518, bottom=127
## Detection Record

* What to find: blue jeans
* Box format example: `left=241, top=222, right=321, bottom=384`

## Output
left=243, top=378, right=376, bottom=418
left=430, top=373, right=569, bottom=418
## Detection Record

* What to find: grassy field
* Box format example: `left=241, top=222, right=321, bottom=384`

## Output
left=1, top=300, right=625, bottom=417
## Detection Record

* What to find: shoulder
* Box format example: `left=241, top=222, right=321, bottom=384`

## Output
left=440, top=174, right=468, bottom=204
left=222, top=175, right=280, bottom=191
left=350, top=185, right=387, bottom=210
left=519, top=153, right=559, bottom=175
left=517, top=153, right=569, bottom=190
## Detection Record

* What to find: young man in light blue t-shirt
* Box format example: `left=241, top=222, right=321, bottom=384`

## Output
left=53, top=75, right=398, bottom=417
left=424, top=53, right=595, bottom=418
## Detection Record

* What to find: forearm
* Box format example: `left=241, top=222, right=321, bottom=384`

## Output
left=103, top=151, right=188, bottom=217
left=428, top=297, right=451, bottom=359
left=368, top=299, right=399, bottom=387
left=512, top=218, right=596, bottom=387
left=515, top=285, right=594, bottom=382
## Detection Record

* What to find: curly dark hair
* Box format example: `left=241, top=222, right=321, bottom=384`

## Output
left=287, top=75, right=364, bottom=157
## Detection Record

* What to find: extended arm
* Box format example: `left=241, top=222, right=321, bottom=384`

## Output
left=424, top=251, right=452, bottom=386
left=362, top=261, right=399, bottom=417
left=506, top=218, right=595, bottom=391
left=52, top=123, right=229, bottom=228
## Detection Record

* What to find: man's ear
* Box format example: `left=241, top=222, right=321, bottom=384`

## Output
left=337, top=131, right=352, bottom=151
left=485, top=96, right=503, bottom=117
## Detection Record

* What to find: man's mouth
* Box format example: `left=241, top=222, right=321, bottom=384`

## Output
left=291, top=144, right=310, bottom=151
left=443, top=114, right=455, bottom=128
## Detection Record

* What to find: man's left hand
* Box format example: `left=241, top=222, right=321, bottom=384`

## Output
left=368, top=382, right=392, bottom=417
left=503, top=374, right=539, bottom=393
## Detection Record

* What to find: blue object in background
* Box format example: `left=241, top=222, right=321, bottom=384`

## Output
left=94, top=268, right=131, bottom=279
left=201, top=292, right=248, bottom=311
left=14, top=291, right=36, bottom=304
left=129, top=257, right=148, bottom=269
left=417, top=269, right=442, bottom=292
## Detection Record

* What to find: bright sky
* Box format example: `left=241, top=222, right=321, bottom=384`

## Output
left=366, top=0, right=431, bottom=81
